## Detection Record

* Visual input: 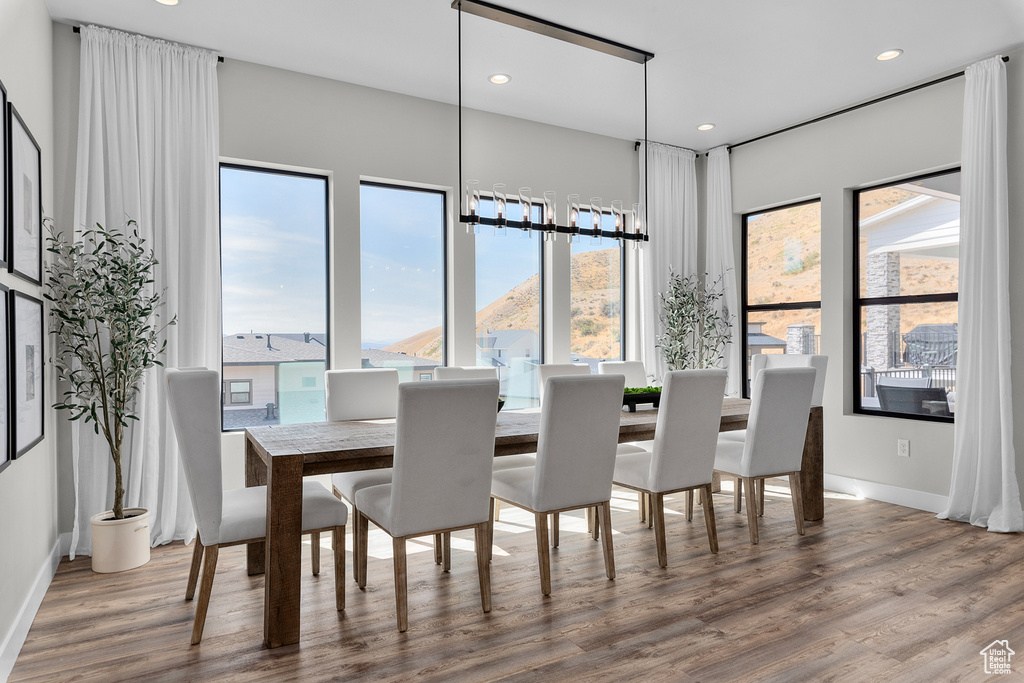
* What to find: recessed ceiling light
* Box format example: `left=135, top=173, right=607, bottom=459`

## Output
left=876, top=49, right=903, bottom=61
left=155, top=0, right=179, bottom=5
left=489, top=73, right=511, bottom=85
left=697, top=123, right=715, bottom=131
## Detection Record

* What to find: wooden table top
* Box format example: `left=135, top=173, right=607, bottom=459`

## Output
left=244, top=397, right=751, bottom=476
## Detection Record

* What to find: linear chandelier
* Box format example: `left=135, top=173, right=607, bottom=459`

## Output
left=455, top=0, right=653, bottom=246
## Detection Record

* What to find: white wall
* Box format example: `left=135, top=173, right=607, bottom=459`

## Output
left=730, top=47, right=1024, bottom=501
left=0, top=0, right=58, bottom=675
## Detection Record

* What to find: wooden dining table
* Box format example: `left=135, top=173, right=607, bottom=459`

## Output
left=244, top=398, right=824, bottom=648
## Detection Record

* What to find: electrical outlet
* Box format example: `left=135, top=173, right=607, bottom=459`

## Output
left=897, top=439, right=910, bottom=458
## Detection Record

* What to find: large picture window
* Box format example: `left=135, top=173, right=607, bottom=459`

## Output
left=854, top=170, right=959, bottom=421
left=475, top=198, right=543, bottom=408
left=220, top=164, right=329, bottom=431
left=742, top=199, right=822, bottom=396
left=360, top=182, right=446, bottom=379
left=570, top=208, right=623, bottom=369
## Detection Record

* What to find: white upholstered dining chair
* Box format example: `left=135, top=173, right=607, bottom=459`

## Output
left=536, top=362, right=591, bottom=404
left=166, top=368, right=348, bottom=644
left=613, top=369, right=727, bottom=566
left=490, top=373, right=625, bottom=595
left=433, top=365, right=499, bottom=381
left=354, top=378, right=500, bottom=632
left=598, top=360, right=649, bottom=388
left=714, top=366, right=816, bottom=544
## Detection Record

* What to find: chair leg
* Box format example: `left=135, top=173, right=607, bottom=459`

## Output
left=599, top=501, right=615, bottom=580
left=757, top=478, right=766, bottom=516
left=333, top=526, right=345, bottom=611
left=592, top=506, right=601, bottom=541
left=587, top=506, right=595, bottom=535
left=488, top=497, right=495, bottom=562
left=652, top=492, right=668, bottom=568
left=734, top=477, right=743, bottom=513
left=311, top=532, right=320, bottom=575
left=433, top=533, right=443, bottom=566
left=638, top=491, right=646, bottom=523
left=393, top=537, right=408, bottom=632
left=551, top=512, right=559, bottom=548
left=494, top=499, right=502, bottom=522
left=357, top=512, right=369, bottom=589
left=186, top=535, right=204, bottom=600
left=191, top=545, right=219, bottom=645
left=685, top=490, right=694, bottom=522
left=474, top=522, right=492, bottom=613
left=442, top=532, right=451, bottom=572
left=352, top=506, right=362, bottom=584
left=647, top=495, right=654, bottom=529
left=701, top=483, right=719, bottom=554
left=743, top=477, right=759, bottom=544
left=535, top=512, right=552, bottom=596
left=790, top=472, right=806, bottom=535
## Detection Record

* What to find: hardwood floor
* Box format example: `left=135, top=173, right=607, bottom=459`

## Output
left=11, top=481, right=1024, bottom=682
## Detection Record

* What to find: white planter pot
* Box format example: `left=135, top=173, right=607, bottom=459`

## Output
left=90, top=507, right=151, bottom=573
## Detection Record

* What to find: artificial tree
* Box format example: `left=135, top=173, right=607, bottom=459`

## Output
left=656, top=270, right=733, bottom=371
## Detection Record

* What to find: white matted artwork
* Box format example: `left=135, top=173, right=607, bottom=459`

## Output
left=12, top=290, right=43, bottom=457
left=8, top=104, right=41, bottom=285
left=0, top=78, right=7, bottom=267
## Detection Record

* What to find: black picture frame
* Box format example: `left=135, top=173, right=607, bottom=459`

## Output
left=0, top=285, right=9, bottom=474
left=0, top=78, right=8, bottom=268
left=11, top=290, right=43, bottom=458
left=8, top=104, right=41, bottom=285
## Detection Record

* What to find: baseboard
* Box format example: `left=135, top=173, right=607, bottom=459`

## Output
left=0, top=532, right=70, bottom=682
left=824, top=474, right=948, bottom=513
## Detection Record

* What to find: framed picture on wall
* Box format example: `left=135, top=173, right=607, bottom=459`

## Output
left=0, top=285, right=9, bottom=473
left=0, top=78, right=8, bottom=268
left=12, top=290, right=43, bottom=458
left=8, top=104, right=41, bottom=285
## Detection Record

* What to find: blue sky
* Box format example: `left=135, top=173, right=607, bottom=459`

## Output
left=220, top=167, right=328, bottom=335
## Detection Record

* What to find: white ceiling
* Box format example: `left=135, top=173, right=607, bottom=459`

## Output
left=44, top=0, right=1024, bottom=151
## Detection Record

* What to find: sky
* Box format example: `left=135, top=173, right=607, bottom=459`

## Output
left=220, top=167, right=328, bottom=335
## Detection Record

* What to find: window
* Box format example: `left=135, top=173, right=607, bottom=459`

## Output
left=854, top=170, right=959, bottom=421
left=360, top=182, right=446, bottom=381
left=742, top=199, right=822, bottom=396
left=570, top=207, right=622, bottom=367
left=224, top=380, right=253, bottom=406
left=220, top=165, right=329, bottom=431
left=475, top=198, right=543, bottom=408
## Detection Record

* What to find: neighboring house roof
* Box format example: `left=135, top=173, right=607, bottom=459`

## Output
left=223, top=333, right=327, bottom=364
left=748, top=332, right=787, bottom=347
left=273, top=333, right=327, bottom=346
left=861, top=194, right=960, bottom=256
left=361, top=348, right=440, bottom=368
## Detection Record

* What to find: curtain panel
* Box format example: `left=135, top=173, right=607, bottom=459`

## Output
left=70, top=26, right=222, bottom=557
left=705, top=146, right=742, bottom=397
left=937, top=56, right=1023, bottom=532
left=637, top=142, right=698, bottom=382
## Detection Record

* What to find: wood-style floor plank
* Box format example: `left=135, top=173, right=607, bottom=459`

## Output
left=11, top=481, right=1024, bottom=682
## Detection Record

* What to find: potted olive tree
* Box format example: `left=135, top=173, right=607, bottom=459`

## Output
left=44, top=219, right=175, bottom=573
left=657, top=270, right=733, bottom=371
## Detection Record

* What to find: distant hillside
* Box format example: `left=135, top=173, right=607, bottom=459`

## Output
left=384, top=249, right=618, bottom=359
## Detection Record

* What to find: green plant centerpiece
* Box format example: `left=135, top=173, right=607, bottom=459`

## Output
left=656, top=270, right=733, bottom=370
left=44, top=219, right=176, bottom=521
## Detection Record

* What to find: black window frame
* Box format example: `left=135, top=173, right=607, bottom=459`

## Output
left=852, top=168, right=960, bottom=423
left=218, top=162, right=331, bottom=432
left=359, top=180, right=449, bottom=368
left=741, top=197, right=823, bottom=397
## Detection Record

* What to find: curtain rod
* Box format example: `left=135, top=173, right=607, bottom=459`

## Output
left=727, top=55, right=1010, bottom=152
left=72, top=25, right=224, bottom=62
left=634, top=139, right=697, bottom=154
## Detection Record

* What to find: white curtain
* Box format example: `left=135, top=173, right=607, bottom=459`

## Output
left=638, top=142, right=698, bottom=381
left=937, top=56, right=1023, bottom=533
left=705, top=146, right=742, bottom=396
left=70, top=26, right=221, bottom=557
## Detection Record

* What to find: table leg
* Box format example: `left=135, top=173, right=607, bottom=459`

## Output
left=245, top=438, right=267, bottom=576
left=264, top=452, right=304, bottom=648
left=801, top=406, right=824, bottom=521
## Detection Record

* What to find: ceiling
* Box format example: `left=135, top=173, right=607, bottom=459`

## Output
left=44, top=0, right=1024, bottom=151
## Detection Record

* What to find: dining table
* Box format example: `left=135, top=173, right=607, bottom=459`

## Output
left=244, top=398, right=824, bottom=648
